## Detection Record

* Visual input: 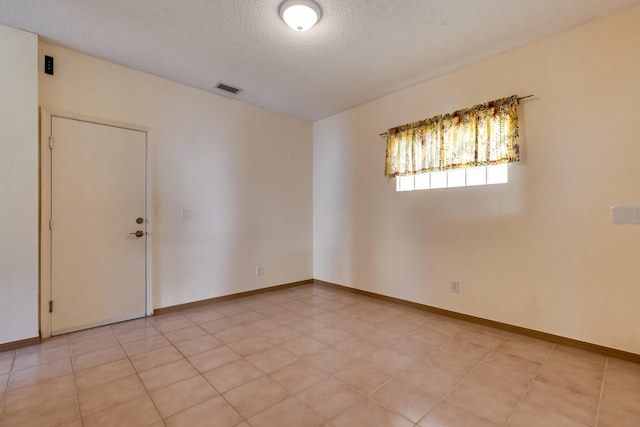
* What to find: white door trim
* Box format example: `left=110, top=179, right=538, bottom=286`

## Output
left=39, top=108, right=154, bottom=339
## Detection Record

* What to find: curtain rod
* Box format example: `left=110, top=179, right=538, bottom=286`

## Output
left=378, top=95, right=534, bottom=137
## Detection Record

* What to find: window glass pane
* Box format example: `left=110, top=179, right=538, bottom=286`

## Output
left=414, top=173, right=430, bottom=190
left=396, top=175, right=415, bottom=191
left=466, top=166, right=487, bottom=186
left=447, top=169, right=466, bottom=188
left=430, top=171, right=447, bottom=189
left=487, top=163, right=508, bottom=184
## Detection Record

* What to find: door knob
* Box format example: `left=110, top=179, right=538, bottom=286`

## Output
left=130, top=230, right=144, bottom=237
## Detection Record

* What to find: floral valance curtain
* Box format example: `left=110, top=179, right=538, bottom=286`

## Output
left=384, top=95, right=520, bottom=178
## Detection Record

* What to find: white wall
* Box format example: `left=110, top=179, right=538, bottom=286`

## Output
left=39, top=42, right=313, bottom=310
left=0, top=25, right=39, bottom=344
left=314, top=7, right=640, bottom=354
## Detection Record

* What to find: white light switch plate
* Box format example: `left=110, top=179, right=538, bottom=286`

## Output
left=611, top=205, right=640, bottom=224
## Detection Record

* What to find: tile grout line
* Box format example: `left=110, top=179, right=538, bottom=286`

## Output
left=593, top=357, right=609, bottom=427
left=419, top=328, right=511, bottom=424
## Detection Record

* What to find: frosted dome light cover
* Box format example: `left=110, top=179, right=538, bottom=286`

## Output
left=280, top=0, right=322, bottom=31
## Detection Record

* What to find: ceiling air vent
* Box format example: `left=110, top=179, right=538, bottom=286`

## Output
left=216, top=83, right=241, bottom=94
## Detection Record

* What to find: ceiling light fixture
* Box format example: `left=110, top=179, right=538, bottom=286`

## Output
left=279, top=0, right=322, bottom=32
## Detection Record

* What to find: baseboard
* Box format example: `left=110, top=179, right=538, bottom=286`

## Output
left=0, top=336, right=40, bottom=352
left=153, top=279, right=314, bottom=315
left=313, top=279, right=640, bottom=364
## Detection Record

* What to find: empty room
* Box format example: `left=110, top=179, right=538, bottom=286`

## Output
left=1, top=0, right=639, bottom=426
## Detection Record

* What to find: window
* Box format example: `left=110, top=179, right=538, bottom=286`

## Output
left=385, top=95, right=520, bottom=191
left=396, top=163, right=508, bottom=192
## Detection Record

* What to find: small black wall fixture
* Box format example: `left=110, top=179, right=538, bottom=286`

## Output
left=44, top=55, right=54, bottom=75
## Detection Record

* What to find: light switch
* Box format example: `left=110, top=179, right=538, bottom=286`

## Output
left=611, top=205, right=640, bottom=224
left=180, top=208, right=191, bottom=220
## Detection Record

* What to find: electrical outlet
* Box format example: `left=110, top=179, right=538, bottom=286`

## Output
left=451, top=280, right=459, bottom=293
left=256, top=266, right=263, bottom=276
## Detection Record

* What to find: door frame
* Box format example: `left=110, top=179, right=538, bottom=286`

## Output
left=39, top=108, right=154, bottom=338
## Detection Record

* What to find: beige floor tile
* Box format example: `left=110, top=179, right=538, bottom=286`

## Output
left=71, top=335, right=120, bottom=357
left=0, top=392, right=78, bottom=427
left=82, top=394, right=160, bottom=427
left=507, top=333, right=555, bottom=349
left=0, top=373, right=7, bottom=394
left=222, top=375, right=290, bottom=418
left=246, top=347, right=300, bottom=373
left=163, top=325, right=207, bottom=344
left=148, top=312, right=186, bottom=326
left=355, top=328, right=399, bottom=347
left=248, top=396, right=326, bottom=427
left=446, top=379, right=519, bottom=424
left=441, top=338, right=494, bottom=361
left=227, top=336, right=274, bottom=356
left=522, top=379, right=598, bottom=425
left=183, top=309, right=225, bottom=325
left=78, top=374, right=146, bottom=416
left=423, top=320, right=468, bottom=337
left=553, top=345, right=607, bottom=365
left=110, top=317, right=149, bottom=334
left=484, top=348, right=542, bottom=377
left=12, top=345, right=70, bottom=371
left=270, top=360, right=329, bottom=393
left=114, top=324, right=160, bottom=344
left=336, top=318, right=374, bottom=334
left=229, top=311, right=265, bottom=325
left=387, top=336, right=438, bottom=359
left=199, top=318, right=240, bottom=335
left=370, top=378, right=438, bottom=422
left=75, top=358, right=135, bottom=390
left=174, top=334, right=221, bottom=357
left=307, top=327, right=352, bottom=346
left=419, top=401, right=500, bottom=427
left=333, top=361, right=391, bottom=395
left=202, top=359, right=263, bottom=393
left=2, top=374, right=76, bottom=416
left=333, top=337, right=378, bottom=358
left=607, top=357, right=640, bottom=373
left=281, top=336, right=329, bottom=356
left=598, top=401, right=640, bottom=427
left=376, top=319, right=418, bottom=336
left=361, top=348, right=415, bottom=375
left=150, top=375, right=217, bottom=418
left=139, top=358, right=198, bottom=391
left=303, top=348, right=356, bottom=373
left=121, top=334, right=171, bottom=357
left=260, top=326, right=303, bottom=345
left=214, top=326, right=259, bottom=344
left=601, top=381, right=640, bottom=416
left=0, top=352, right=15, bottom=375
left=332, top=398, right=413, bottom=427
left=508, top=401, right=590, bottom=427
left=59, top=420, right=83, bottom=427
left=397, top=362, right=463, bottom=398
left=154, top=317, right=195, bottom=333
left=407, top=328, right=453, bottom=347
left=469, top=323, right=511, bottom=338
left=424, top=348, right=479, bottom=376
left=296, top=378, right=363, bottom=419
left=467, top=361, right=534, bottom=398
left=604, top=365, right=640, bottom=390
left=536, top=359, right=604, bottom=398
left=72, top=344, right=126, bottom=372
left=69, top=326, right=115, bottom=344
left=245, top=318, right=281, bottom=333
left=165, top=396, right=243, bottom=427
left=498, top=339, right=552, bottom=363
left=130, top=345, right=183, bottom=372
left=187, top=345, right=241, bottom=373
left=7, top=357, right=72, bottom=390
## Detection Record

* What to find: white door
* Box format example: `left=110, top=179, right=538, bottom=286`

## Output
left=50, top=116, right=147, bottom=335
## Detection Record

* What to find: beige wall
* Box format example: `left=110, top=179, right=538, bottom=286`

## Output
left=313, top=7, right=640, bottom=354
left=0, top=25, right=39, bottom=344
left=39, top=42, right=313, bottom=311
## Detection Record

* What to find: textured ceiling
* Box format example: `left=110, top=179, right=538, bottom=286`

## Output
left=2, top=0, right=639, bottom=121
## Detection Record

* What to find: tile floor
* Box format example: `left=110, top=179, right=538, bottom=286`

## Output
left=0, top=283, right=639, bottom=427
